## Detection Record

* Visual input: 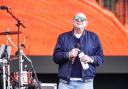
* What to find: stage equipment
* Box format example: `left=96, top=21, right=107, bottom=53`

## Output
left=0, top=45, right=12, bottom=89
left=1, top=6, right=41, bottom=89
left=7, top=37, right=42, bottom=89
left=41, top=83, right=57, bottom=89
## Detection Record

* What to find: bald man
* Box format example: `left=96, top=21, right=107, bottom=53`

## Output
left=53, top=12, right=104, bottom=89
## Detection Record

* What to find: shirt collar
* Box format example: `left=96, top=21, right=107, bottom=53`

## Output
left=71, top=28, right=86, bottom=37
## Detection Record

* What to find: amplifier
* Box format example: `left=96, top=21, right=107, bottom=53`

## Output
left=41, top=83, right=57, bottom=89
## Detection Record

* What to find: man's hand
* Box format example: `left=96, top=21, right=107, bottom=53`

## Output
left=79, top=52, right=94, bottom=63
left=69, top=48, right=80, bottom=63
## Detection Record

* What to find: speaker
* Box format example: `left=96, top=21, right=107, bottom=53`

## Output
left=41, top=83, right=57, bottom=89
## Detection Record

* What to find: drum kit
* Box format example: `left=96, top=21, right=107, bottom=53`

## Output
left=0, top=6, right=42, bottom=89
left=0, top=30, right=42, bottom=89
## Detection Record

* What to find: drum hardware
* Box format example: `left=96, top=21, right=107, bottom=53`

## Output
left=0, top=38, right=35, bottom=89
left=11, top=71, right=32, bottom=86
left=0, top=44, right=12, bottom=89
left=4, top=6, right=25, bottom=89
left=1, top=6, right=41, bottom=89
left=7, top=37, right=32, bottom=63
left=8, top=38, right=42, bottom=89
left=0, top=38, right=37, bottom=89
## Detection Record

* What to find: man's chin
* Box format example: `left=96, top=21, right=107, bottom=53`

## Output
left=75, top=26, right=84, bottom=30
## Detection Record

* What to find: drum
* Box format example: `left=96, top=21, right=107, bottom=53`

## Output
left=11, top=71, right=32, bottom=85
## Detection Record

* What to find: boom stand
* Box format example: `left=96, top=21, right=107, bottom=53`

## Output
left=6, top=8, right=25, bottom=89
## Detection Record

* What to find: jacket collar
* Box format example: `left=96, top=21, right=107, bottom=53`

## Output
left=71, top=28, right=86, bottom=37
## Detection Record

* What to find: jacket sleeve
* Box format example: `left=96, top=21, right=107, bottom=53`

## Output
left=53, top=35, right=70, bottom=64
left=91, top=35, right=104, bottom=66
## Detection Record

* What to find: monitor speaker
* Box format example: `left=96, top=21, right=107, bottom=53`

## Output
left=41, top=83, right=57, bottom=89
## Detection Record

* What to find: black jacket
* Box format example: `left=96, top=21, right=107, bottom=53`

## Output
left=53, top=30, right=104, bottom=83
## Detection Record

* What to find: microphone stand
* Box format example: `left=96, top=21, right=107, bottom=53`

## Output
left=6, top=8, right=25, bottom=89
left=6, top=9, right=26, bottom=28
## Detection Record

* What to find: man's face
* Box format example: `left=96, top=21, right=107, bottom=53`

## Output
left=73, top=14, right=87, bottom=30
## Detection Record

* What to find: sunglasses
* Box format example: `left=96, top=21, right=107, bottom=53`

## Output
left=74, top=16, right=86, bottom=22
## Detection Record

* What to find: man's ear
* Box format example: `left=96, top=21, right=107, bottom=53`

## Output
left=84, top=21, right=88, bottom=27
left=72, top=20, right=75, bottom=24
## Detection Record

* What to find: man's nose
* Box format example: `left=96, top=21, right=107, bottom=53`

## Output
left=77, top=19, right=81, bottom=22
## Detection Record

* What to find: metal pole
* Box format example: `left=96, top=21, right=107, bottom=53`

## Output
left=2, top=59, right=7, bottom=89
left=6, top=28, right=12, bottom=89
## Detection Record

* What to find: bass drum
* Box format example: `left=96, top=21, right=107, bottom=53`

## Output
left=11, top=71, right=32, bottom=86
left=0, top=74, right=36, bottom=89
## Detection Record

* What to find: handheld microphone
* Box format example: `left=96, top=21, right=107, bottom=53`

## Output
left=0, top=6, right=10, bottom=10
left=75, top=43, right=89, bottom=70
left=75, top=43, right=80, bottom=51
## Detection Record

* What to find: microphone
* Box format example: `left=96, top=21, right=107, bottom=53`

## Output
left=75, top=42, right=89, bottom=70
left=0, top=6, right=10, bottom=10
left=75, top=43, right=81, bottom=52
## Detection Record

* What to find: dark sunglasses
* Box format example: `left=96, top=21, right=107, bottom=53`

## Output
left=74, top=16, right=86, bottom=22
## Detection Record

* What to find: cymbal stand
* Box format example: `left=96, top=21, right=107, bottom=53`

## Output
left=6, top=8, right=25, bottom=89
left=6, top=28, right=12, bottom=89
left=8, top=36, right=25, bottom=89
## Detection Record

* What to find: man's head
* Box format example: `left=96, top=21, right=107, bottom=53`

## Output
left=73, top=12, right=88, bottom=30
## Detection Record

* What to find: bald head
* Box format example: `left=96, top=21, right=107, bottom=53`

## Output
left=73, top=12, right=88, bottom=30
left=73, top=12, right=87, bottom=22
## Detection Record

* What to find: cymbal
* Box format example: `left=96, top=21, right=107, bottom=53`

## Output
left=0, top=31, right=22, bottom=35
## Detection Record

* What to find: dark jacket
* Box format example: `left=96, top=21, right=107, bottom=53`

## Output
left=53, top=30, right=104, bottom=83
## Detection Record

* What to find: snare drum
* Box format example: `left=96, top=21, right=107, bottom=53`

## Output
left=11, top=71, right=32, bottom=85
